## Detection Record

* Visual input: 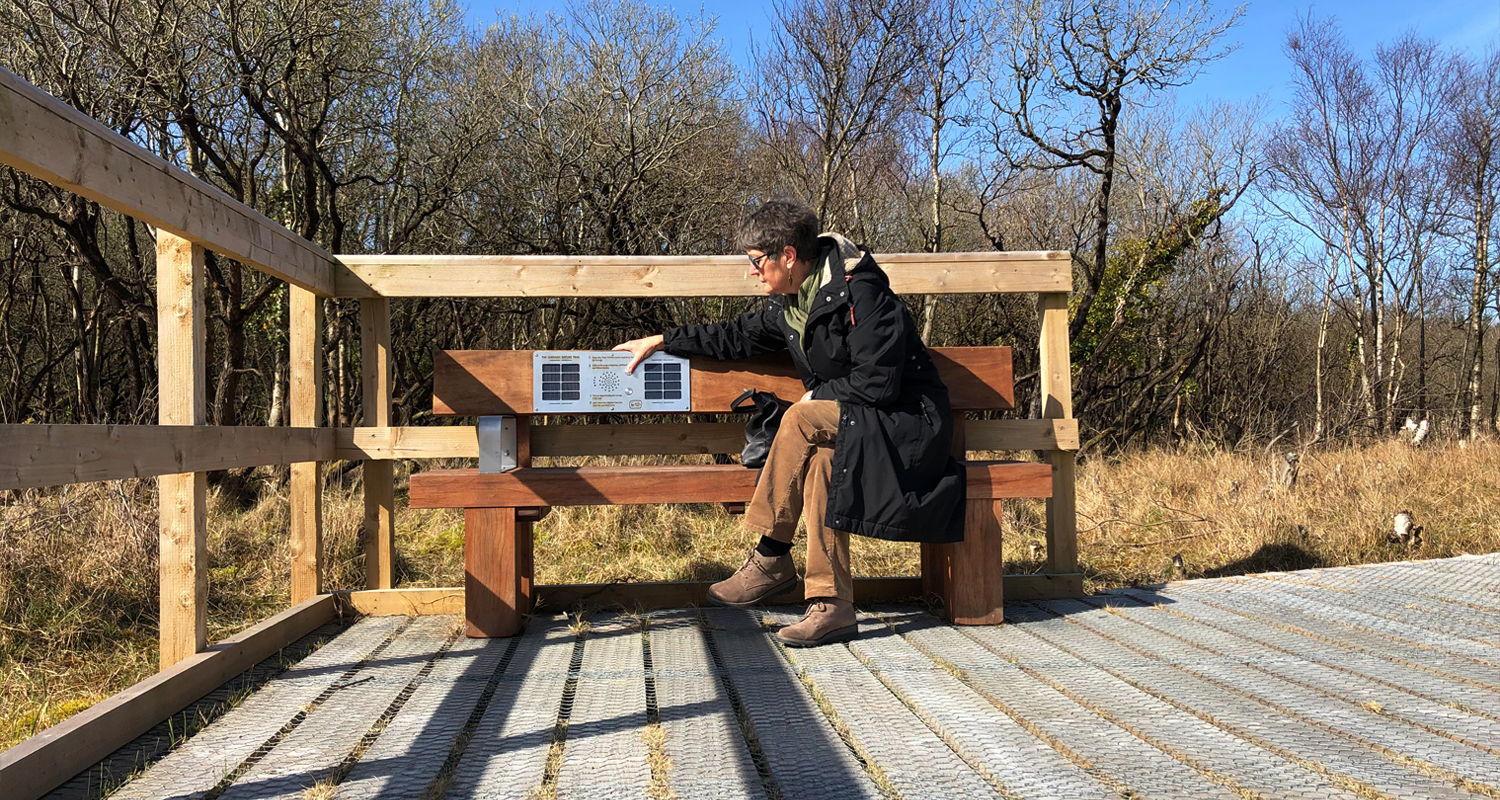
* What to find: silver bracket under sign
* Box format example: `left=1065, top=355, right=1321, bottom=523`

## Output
left=478, top=415, right=517, bottom=473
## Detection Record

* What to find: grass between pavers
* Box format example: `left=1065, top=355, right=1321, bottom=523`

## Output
left=3, top=438, right=1500, bottom=752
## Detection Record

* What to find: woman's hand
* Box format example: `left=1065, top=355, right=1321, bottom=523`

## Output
left=612, top=334, right=665, bottom=374
left=799, top=389, right=814, bottom=402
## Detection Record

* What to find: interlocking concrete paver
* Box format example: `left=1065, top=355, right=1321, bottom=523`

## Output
left=443, top=615, right=577, bottom=800
left=97, top=556, right=1500, bottom=800
left=554, top=615, right=652, bottom=800
left=648, top=610, right=763, bottom=800
left=334, top=626, right=517, bottom=800
left=701, top=608, right=881, bottom=800
left=110, top=616, right=406, bottom=800
left=852, top=614, right=1118, bottom=800
left=218, top=616, right=456, bottom=800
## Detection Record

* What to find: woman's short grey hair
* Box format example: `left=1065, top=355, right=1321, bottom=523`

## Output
left=737, top=199, right=821, bottom=266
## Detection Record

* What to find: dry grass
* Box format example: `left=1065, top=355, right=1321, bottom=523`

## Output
left=641, top=723, right=675, bottom=800
left=300, top=778, right=339, bottom=800
left=1054, top=437, right=1500, bottom=590
left=3, top=439, right=1499, bottom=752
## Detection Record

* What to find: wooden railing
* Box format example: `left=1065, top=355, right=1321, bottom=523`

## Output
left=0, top=66, right=1080, bottom=799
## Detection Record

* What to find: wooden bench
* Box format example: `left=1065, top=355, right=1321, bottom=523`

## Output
left=409, top=346, right=1078, bottom=637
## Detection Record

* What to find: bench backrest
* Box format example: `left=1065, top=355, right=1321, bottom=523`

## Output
left=433, top=347, right=1013, bottom=415
left=426, top=345, right=1071, bottom=459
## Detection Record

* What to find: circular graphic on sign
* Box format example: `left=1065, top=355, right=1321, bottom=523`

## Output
left=596, top=371, right=621, bottom=392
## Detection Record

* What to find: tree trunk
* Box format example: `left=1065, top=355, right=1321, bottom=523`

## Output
left=267, top=353, right=287, bottom=427
left=1313, top=258, right=1336, bottom=441
left=1471, top=196, right=1492, bottom=438
left=921, top=110, right=943, bottom=345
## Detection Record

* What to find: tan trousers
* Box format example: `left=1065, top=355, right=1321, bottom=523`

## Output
left=743, top=400, right=853, bottom=602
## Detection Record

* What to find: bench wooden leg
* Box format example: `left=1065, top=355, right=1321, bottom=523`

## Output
left=929, top=498, right=1005, bottom=625
left=465, top=508, right=533, bottom=637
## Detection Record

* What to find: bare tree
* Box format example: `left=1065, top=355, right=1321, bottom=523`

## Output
left=1442, top=49, right=1500, bottom=437
left=750, top=0, right=924, bottom=234
left=1269, top=20, right=1454, bottom=434
left=909, top=0, right=983, bottom=342
left=984, top=0, right=1242, bottom=350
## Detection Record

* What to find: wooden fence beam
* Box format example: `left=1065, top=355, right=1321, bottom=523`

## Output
left=289, top=288, right=324, bottom=603
left=333, top=252, right=1073, bottom=298
left=0, top=68, right=336, bottom=296
left=0, top=596, right=336, bottom=800
left=328, top=420, right=1079, bottom=461
left=1037, top=291, right=1080, bottom=581
left=335, top=426, right=480, bottom=459
left=964, top=418, right=1080, bottom=452
left=360, top=297, right=394, bottom=590
left=0, top=425, right=335, bottom=490
left=156, top=234, right=207, bottom=671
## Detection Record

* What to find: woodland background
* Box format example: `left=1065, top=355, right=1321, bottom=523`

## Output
left=0, top=0, right=1495, bottom=451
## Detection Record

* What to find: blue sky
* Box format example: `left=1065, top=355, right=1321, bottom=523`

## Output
left=462, top=0, right=1499, bottom=118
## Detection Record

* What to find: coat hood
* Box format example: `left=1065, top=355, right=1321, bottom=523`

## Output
left=815, top=232, right=873, bottom=288
left=820, top=231, right=863, bottom=271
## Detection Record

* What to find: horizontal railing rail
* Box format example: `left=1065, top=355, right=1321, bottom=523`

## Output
left=333, top=251, right=1072, bottom=297
left=1, top=425, right=334, bottom=490
left=333, top=419, right=1080, bottom=460
left=0, top=68, right=337, bottom=296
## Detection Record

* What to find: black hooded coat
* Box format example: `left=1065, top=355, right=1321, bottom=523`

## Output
left=663, top=234, right=967, bottom=543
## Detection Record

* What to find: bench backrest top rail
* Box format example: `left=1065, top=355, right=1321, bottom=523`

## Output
left=434, top=347, right=1013, bottom=415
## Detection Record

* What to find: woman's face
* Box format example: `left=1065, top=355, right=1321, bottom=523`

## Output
left=747, top=246, right=801, bottom=294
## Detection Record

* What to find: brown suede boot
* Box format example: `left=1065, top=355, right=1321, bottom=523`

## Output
left=707, top=549, right=797, bottom=607
left=776, top=597, right=857, bottom=647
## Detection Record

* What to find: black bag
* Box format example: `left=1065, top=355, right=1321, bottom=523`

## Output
left=730, top=389, right=787, bottom=468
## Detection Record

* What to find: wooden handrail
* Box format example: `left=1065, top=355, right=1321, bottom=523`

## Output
left=333, top=251, right=1072, bottom=297
left=0, top=68, right=337, bottom=296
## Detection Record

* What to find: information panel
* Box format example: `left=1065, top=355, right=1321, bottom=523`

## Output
left=532, top=350, right=691, bottom=413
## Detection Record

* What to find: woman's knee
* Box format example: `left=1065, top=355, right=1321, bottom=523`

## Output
left=781, top=399, right=839, bottom=444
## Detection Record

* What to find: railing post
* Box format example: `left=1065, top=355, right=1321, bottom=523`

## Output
left=290, top=287, right=324, bottom=602
left=157, top=233, right=207, bottom=670
left=360, top=297, right=395, bottom=589
left=1037, top=292, right=1079, bottom=582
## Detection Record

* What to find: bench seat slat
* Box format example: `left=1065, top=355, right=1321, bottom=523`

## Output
left=408, top=462, right=1051, bottom=509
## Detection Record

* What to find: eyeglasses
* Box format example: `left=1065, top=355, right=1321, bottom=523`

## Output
left=747, top=252, right=772, bottom=274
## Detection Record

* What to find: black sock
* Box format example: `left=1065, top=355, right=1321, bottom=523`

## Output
left=755, top=536, right=793, bottom=558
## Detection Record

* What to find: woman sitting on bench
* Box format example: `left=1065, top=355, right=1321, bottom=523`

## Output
left=614, top=199, right=966, bottom=646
